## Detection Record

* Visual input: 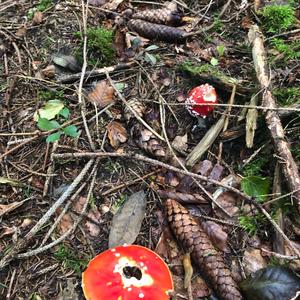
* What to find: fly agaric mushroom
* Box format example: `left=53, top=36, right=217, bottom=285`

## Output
left=82, top=245, right=174, bottom=300
left=185, top=84, right=218, bottom=118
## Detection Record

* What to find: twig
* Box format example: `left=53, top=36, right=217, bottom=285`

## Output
left=0, top=159, right=94, bottom=269
left=78, top=0, right=95, bottom=150
left=57, top=62, right=135, bottom=83
left=248, top=24, right=300, bottom=213
left=105, top=71, right=165, bottom=141
left=52, top=150, right=300, bottom=257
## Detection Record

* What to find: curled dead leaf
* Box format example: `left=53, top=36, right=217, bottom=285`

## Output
left=0, top=201, right=26, bottom=217
left=243, top=248, right=267, bottom=276
left=88, top=81, right=115, bottom=108
left=41, top=65, right=56, bottom=79
left=172, top=134, right=188, bottom=152
left=85, top=207, right=101, bottom=237
left=201, top=221, right=230, bottom=253
left=32, top=11, right=43, bottom=25
left=107, top=121, right=127, bottom=148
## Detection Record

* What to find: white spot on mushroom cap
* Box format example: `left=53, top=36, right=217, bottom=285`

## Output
left=139, top=292, right=145, bottom=298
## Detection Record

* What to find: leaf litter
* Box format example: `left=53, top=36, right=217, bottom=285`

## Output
left=1, top=0, right=300, bottom=299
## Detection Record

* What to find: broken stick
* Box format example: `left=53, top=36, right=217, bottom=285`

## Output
left=248, top=24, right=300, bottom=213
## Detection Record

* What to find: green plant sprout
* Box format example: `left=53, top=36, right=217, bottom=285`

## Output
left=28, top=0, right=53, bottom=19
left=34, top=97, right=78, bottom=143
left=54, top=244, right=90, bottom=274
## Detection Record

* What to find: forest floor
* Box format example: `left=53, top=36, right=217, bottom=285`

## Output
left=0, top=0, right=300, bottom=299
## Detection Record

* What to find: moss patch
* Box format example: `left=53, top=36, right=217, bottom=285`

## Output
left=262, top=5, right=295, bottom=33
left=273, top=87, right=300, bottom=106
left=76, top=26, right=116, bottom=67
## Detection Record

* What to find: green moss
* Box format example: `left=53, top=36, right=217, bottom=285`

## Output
left=38, top=90, right=65, bottom=104
left=273, top=87, right=300, bottom=106
left=242, top=156, right=269, bottom=177
left=180, top=61, right=238, bottom=84
left=262, top=5, right=295, bottom=33
left=270, top=38, right=300, bottom=61
left=37, top=0, right=53, bottom=11
left=76, top=26, right=116, bottom=67
left=54, top=244, right=90, bottom=274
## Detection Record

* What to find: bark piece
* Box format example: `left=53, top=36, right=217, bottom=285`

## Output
left=128, top=19, right=187, bottom=43
left=165, top=199, right=242, bottom=300
left=248, top=25, right=300, bottom=212
left=132, top=8, right=182, bottom=26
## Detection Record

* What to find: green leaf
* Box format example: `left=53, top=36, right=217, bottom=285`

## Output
left=144, top=52, right=157, bottom=65
left=63, top=125, right=78, bottom=137
left=59, top=107, right=70, bottom=119
left=37, top=118, right=60, bottom=131
left=145, top=45, right=159, bottom=51
left=241, top=176, right=270, bottom=202
left=210, top=57, right=219, bottom=66
left=34, top=100, right=64, bottom=121
left=216, top=44, right=225, bottom=56
left=46, top=131, right=62, bottom=143
left=114, top=83, right=126, bottom=92
left=240, top=266, right=300, bottom=300
left=0, top=177, right=23, bottom=187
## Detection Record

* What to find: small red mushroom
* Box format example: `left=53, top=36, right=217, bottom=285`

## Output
left=185, top=84, right=218, bottom=118
left=82, top=245, right=174, bottom=300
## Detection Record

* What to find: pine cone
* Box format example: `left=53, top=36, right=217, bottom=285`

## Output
left=133, top=125, right=169, bottom=159
left=165, top=199, right=242, bottom=300
left=132, top=8, right=182, bottom=26
left=124, top=98, right=146, bottom=121
left=127, top=19, right=187, bottom=42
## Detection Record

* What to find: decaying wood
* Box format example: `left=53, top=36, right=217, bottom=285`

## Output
left=57, top=62, right=135, bottom=83
left=186, top=115, right=226, bottom=167
left=166, top=199, right=242, bottom=300
left=248, top=25, right=300, bottom=213
left=246, top=95, right=258, bottom=148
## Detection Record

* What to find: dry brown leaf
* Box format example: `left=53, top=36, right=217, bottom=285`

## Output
left=88, top=81, right=115, bottom=108
left=88, top=0, right=107, bottom=5
left=32, top=11, right=43, bottom=25
left=41, top=65, right=56, bottom=79
left=114, top=29, right=126, bottom=58
left=0, top=227, right=16, bottom=238
left=201, top=221, right=230, bottom=253
left=0, top=201, right=26, bottom=217
left=103, top=0, right=124, bottom=10
left=243, top=248, right=267, bottom=276
left=172, top=134, right=188, bottom=152
left=107, top=121, right=127, bottom=148
left=108, top=190, right=147, bottom=248
left=15, top=25, right=27, bottom=38
left=214, top=191, right=240, bottom=219
left=85, top=207, right=101, bottom=237
left=57, top=212, right=74, bottom=234
left=72, top=196, right=87, bottom=213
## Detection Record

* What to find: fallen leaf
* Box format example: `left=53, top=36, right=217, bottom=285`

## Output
left=103, top=0, right=125, bottom=10
left=201, top=221, right=230, bottom=253
left=172, top=134, right=188, bottom=152
left=243, top=248, right=267, bottom=276
left=88, top=0, right=107, bottom=5
left=85, top=207, right=101, bottom=237
left=41, top=65, right=56, bottom=78
left=73, top=196, right=87, bottom=213
left=214, top=191, right=240, bottom=219
left=57, top=211, right=74, bottom=234
left=114, top=29, right=126, bottom=58
left=108, top=190, right=147, bottom=248
left=0, top=177, right=23, bottom=187
left=32, top=11, right=43, bottom=25
left=15, top=25, right=27, bottom=38
left=0, top=226, right=16, bottom=238
left=33, top=100, right=64, bottom=121
left=107, top=121, right=127, bottom=148
left=56, top=279, right=79, bottom=300
left=88, top=81, right=115, bottom=107
left=0, top=201, right=26, bottom=217
left=208, top=163, right=224, bottom=182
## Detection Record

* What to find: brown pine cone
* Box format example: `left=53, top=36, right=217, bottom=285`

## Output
left=132, top=8, right=182, bottom=26
left=124, top=98, right=146, bottom=121
left=127, top=19, right=187, bottom=42
left=165, top=199, right=242, bottom=300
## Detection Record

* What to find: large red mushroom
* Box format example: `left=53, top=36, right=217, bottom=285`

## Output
left=185, top=83, right=218, bottom=118
left=82, top=245, right=174, bottom=300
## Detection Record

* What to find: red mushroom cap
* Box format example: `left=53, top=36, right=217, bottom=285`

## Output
left=185, top=84, right=218, bottom=118
left=82, top=245, right=174, bottom=300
